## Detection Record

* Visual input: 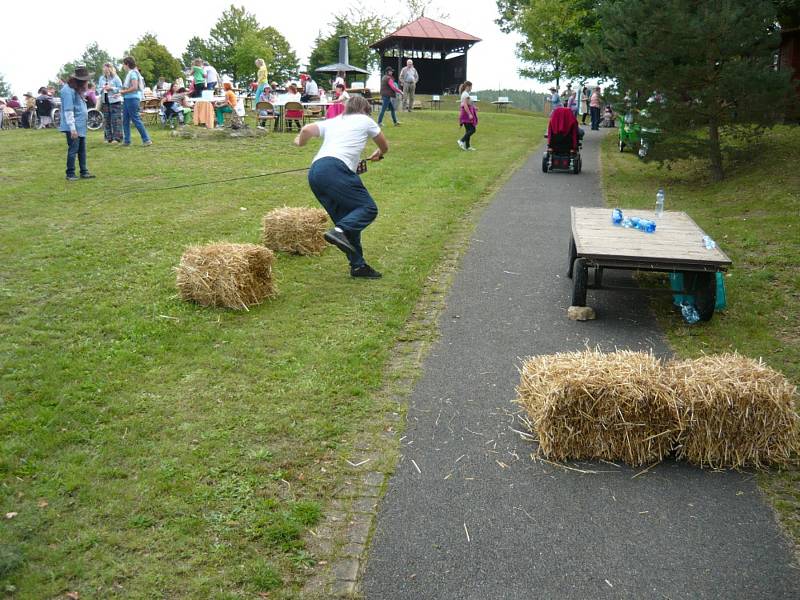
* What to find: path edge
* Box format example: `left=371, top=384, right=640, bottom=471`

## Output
left=299, top=147, right=537, bottom=599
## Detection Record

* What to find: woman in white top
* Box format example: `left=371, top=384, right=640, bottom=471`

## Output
left=294, top=95, right=389, bottom=279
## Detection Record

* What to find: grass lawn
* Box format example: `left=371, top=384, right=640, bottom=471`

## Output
left=601, top=126, right=800, bottom=547
left=0, top=110, right=544, bottom=597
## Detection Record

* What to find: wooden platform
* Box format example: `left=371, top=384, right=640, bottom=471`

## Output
left=571, top=207, right=732, bottom=271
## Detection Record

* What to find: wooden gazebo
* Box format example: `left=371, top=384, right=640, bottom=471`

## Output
left=369, top=17, right=481, bottom=95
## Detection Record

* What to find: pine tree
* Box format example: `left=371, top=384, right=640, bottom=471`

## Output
left=595, top=0, right=792, bottom=180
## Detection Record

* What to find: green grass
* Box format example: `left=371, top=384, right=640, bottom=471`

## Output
left=0, top=111, right=544, bottom=597
left=601, top=126, right=800, bottom=547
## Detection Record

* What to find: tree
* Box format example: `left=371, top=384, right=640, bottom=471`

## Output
left=0, top=73, right=11, bottom=97
left=262, top=26, right=299, bottom=84
left=775, top=0, right=800, bottom=27
left=496, top=0, right=599, bottom=88
left=307, top=8, right=393, bottom=75
left=57, top=43, right=116, bottom=83
left=182, top=36, right=210, bottom=68
left=202, top=5, right=298, bottom=85
left=404, top=0, right=449, bottom=21
left=595, top=0, right=792, bottom=181
left=206, top=5, right=263, bottom=83
left=126, top=34, right=183, bottom=85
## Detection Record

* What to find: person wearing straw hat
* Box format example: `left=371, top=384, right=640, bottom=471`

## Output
left=58, top=66, right=95, bottom=181
left=294, top=95, right=389, bottom=279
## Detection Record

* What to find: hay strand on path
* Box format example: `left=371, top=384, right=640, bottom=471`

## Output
left=261, top=206, right=329, bottom=255
left=176, top=242, right=277, bottom=310
left=516, top=349, right=679, bottom=467
left=669, top=353, right=800, bottom=469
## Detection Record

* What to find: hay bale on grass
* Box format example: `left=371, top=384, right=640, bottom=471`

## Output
left=669, top=354, right=800, bottom=468
left=176, top=243, right=276, bottom=310
left=517, top=349, right=679, bottom=466
left=261, top=206, right=329, bottom=255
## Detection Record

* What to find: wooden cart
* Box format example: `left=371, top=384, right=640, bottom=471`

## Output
left=568, top=207, right=732, bottom=321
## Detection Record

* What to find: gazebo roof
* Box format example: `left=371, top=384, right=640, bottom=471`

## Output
left=370, top=17, right=481, bottom=48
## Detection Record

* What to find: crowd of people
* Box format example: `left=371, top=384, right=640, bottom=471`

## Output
left=548, top=83, right=613, bottom=130
left=6, top=56, right=485, bottom=280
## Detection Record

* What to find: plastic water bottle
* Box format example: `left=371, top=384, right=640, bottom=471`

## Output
left=681, top=302, right=700, bottom=324
left=637, top=218, right=656, bottom=233
left=655, top=189, right=665, bottom=217
left=702, top=235, right=716, bottom=249
left=611, top=208, right=623, bottom=225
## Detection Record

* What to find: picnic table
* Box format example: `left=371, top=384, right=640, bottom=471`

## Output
left=492, top=97, right=512, bottom=112
left=568, top=207, right=732, bottom=320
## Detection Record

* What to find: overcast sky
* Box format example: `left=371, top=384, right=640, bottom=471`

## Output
left=0, top=0, right=556, bottom=98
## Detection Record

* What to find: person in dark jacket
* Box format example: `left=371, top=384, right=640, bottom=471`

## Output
left=377, top=67, right=403, bottom=127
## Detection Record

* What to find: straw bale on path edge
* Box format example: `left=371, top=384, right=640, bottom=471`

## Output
left=517, top=349, right=679, bottom=467
left=669, top=353, right=800, bottom=468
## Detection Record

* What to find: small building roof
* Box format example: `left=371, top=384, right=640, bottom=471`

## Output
left=370, top=17, right=481, bottom=48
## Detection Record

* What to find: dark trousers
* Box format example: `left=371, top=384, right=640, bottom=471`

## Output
left=308, top=157, right=378, bottom=268
left=377, top=96, right=397, bottom=125
left=460, top=123, right=476, bottom=148
left=590, top=106, right=601, bottom=130
left=64, top=133, right=87, bottom=176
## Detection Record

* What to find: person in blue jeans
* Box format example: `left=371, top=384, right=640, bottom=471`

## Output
left=120, top=56, right=152, bottom=146
left=377, top=67, right=403, bottom=127
left=59, top=66, right=95, bottom=181
left=294, top=95, right=389, bottom=278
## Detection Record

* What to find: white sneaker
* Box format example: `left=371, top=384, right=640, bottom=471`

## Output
left=467, top=147, right=477, bottom=151
left=457, top=140, right=466, bottom=150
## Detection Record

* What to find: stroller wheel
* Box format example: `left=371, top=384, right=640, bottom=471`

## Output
left=541, top=154, right=549, bottom=174
left=619, top=139, right=625, bottom=152
left=573, top=156, right=582, bottom=174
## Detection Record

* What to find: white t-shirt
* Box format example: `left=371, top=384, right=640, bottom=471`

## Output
left=460, top=90, right=470, bottom=104
left=205, top=65, right=219, bottom=84
left=313, top=114, right=381, bottom=173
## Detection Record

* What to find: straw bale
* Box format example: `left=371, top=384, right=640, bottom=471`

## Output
left=176, top=242, right=277, bottom=310
left=261, top=206, right=329, bottom=255
left=669, top=354, right=800, bottom=468
left=516, top=349, right=679, bottom=466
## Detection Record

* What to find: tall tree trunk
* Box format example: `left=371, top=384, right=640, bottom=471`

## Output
left=708, top=118, right=724, bottom=181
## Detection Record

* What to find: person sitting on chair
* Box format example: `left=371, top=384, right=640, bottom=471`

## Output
left=547, top=106, right=580, bottom=154
left=214, top=82, right=237, bottom=128
left=284, top=84, right=303, bottom=132
left=36, top=87, right=54, bottom=128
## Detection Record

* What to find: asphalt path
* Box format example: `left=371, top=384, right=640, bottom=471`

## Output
left=362, top=129, right=799, bottom=599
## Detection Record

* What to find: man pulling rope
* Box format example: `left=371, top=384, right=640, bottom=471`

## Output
left=294, top=95, right=389, bottom=279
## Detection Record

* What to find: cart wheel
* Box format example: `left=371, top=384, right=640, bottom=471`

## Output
left=619, top=139, right=625, bottom=152
left=541, top=153, right=549, bottom=174
left=571, top=258, right=588, bottom=306
left=87, top=109, right=103, bottom=131
left=567, top=237, right=577, bottom=278
left=683, top=271, right=716, bottom=321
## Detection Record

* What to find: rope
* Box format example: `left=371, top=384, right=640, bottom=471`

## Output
left=142, top=166, right=311, bottom=193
